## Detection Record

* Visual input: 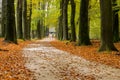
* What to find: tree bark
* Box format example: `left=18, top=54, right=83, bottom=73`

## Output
left=57, top=0, right=63, bottom=40
left=70, top=0, right=76, bottom=42
left=112, top=0, right=119, bottom=42
left=37, top=20, right=42, bottom=39
left=1, top=0, right=6, bottom=37
left=22, top=0, right=28, bottom=40
left=27, top=0, right=32, bottom=40
left=78, top=0, right=91, bottom=45
left=99, top=0, right=118, bottom=51
left=58, top=16, right=63, bottom=40
left=4, top=0, right=17, bottom=44
left=17, top=0, right=23, bottom=39
left=62, top=0, right=69, bottom=40
left=40, top=1, right=46, bottom=38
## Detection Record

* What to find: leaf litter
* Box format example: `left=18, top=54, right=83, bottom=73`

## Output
left=23, top=38, right=120, bottom=80
left=0, top=38, right=120, bottom=80
left=50, top=40, right=120, bottom=69
left=0, top=38, right=33, bottom=80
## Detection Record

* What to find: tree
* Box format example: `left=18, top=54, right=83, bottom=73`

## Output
left=1, top=0, right=6, bottom=37
left=4, top=0, right=17, bottom=44
left=37, top=20, right=42, bottom=39
left=16, top=0, right=23, bottom=39
left=57, top=0, right=63, bottom=40
left=62, top=0, right=69, bottom=40
left=99, top=0, right=118, bottom=51
left=78, top=0, right=91, bottom=45
left=112, top=0, right=119, bottom=42
left=22, top=0, right=28, bottom=40
left=70, top=0, right=76, bottom=42
left=39, top=1, right=46, bottom=38
left=26, top=0, right=32, bottom=40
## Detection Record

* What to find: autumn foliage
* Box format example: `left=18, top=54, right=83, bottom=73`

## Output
left=50, top=40, right=120, bottom=69
left=0, top=38, right=120, bottom=79
left=0, top=38, right=32, bottom=80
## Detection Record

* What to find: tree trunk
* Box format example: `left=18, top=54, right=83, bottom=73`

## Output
left=27, top=0, right=32, bottom=40
left=99, top=0, right=118, bottom=51
left=62, top=0, right=69, bottom=40
left=78, top=0, right=91, bottom=45
left=22, top=0, right=28, bottom=40
left=58, top=16, right=63, bottom=40
left=4, top=0, right=17, bottom=44
left=57, top=0, right=63, bottom=40
left=17, top=0, right=23, bottom=39
left=32, top=30, right=36, bottom=39
left=112, top=0, right=119, bottom=42
left=40, top=20, right=44, bottom=38
left=37, top=20, right=42, bottom=39
left=40, top=1, right=46, bottom=38
left=70, top=0, right=76, bottom=42
left=1, top=0, right=6, bottom=37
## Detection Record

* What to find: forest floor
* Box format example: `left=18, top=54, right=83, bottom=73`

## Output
left=51, top=40, right=120, bottom=69
left=0, top=38, right=120, bottom=80
left=0, top=38, right=32, bottom=79
left=23, top=38, right=120, bottom=80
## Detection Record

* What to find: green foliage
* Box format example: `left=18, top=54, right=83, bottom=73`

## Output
left=30, top=0, right=61, bottom=30
left=89, top=0, right=100, bottom=39
left=22, top=0, right=120, bottom=40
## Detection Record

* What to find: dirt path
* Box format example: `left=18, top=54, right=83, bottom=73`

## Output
left=23, top=38, right=120, bottom=80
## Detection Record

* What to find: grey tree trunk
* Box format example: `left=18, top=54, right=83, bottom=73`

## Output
left=37, top=20, right=42, bottom=39
left=39, top=1, right=46, bottom=39
left=22, top=0, right=28, bottom=40
left=70, top=0, right=76, bottom=42
left=112, top=0, right=119, bottom=42
left=17, top=0, right=23, bottom=39
left=4, top=0, right=17, bottom=44
left=27, top=0, right=32, bottom=40
left=78, top=0, right=91, bottom=45
left=57, top=0, right=63, bottom=40
left=62, top=0, right=69, bottom=40
left=99, top=0, right=118, bottom=51
left=1, top=0, right=6, bottom=37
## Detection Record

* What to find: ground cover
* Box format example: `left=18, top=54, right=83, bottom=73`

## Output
left=50, top=40, right=120, bottom=68
left=0, top=38, right=32, bottom=79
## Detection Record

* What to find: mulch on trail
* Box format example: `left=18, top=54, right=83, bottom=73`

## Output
left=50, top=40, right=120, bottom=69
left=0, top=38, right=32, bottom=80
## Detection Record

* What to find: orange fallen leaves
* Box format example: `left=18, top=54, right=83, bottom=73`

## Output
left=50, top=40, right=120, bottom=69
left=0, top=38, right=32, bottom=80
left=0, top=38, right=119, bottom=79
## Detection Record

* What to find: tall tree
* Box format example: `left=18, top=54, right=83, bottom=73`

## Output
left=62, top=0, right=69, bottom=40
left=1, top=0, right=6, bottom=37
left=99, top=0, right=118, bottom=51
left=112, top=0, right=119, bottom=42
left=57, top=0, right=63, bottom=40
left=17, top=0, right=23, bottom=39
left=70, top=0, right=76, bottom=42
left=22, top=0, right=28, bottom=40
left=37, top=20, right=42, bottom=39
left=27, top=0, right=32, bottom=40
left=4, top=0, right=17, bottom=44
left=78, top=0, right=91, bottom=45
left=39, top=1, right=46, bottom=38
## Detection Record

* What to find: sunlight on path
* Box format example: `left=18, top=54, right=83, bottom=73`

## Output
left=23, top=38, right=120, bottom=80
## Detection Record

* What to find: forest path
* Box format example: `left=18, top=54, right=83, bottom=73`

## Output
left=22, top=38, right=120, bottom=80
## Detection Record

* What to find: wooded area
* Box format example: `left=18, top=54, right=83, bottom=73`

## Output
left=0, top=0, right=120, bottom=52
left=0, top=0, right=120, bottom=79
